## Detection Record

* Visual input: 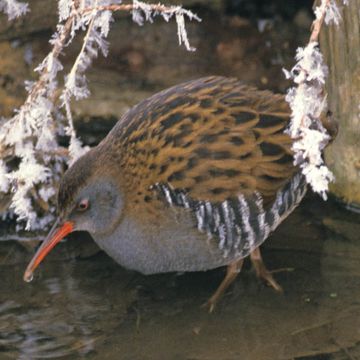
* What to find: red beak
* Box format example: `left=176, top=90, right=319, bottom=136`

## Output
left=23, top=219, right=74, bottom=282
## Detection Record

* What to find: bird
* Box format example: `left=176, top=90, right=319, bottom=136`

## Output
left=24, top=76, right=314, bottom=311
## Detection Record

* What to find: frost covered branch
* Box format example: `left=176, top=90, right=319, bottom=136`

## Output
left=83, top=1, right=201, bottom=51
left=284, top=0, right=349, bottom=199
left=0, top=0, right=200, bottom=230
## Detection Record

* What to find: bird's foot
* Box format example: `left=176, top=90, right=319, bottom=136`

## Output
left=202, top=259, right=244, bottom=313
left=201, top=298, right=217, bottom=314
left=250, top=247, right=284, bottom=293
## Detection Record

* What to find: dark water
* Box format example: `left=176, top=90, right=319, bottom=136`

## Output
left=1, top=195, right=360, bottom=360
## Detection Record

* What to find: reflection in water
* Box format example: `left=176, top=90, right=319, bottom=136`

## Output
left=1, top=195, right=360, bottom=360
left=0, top=258, right=136, bottom=359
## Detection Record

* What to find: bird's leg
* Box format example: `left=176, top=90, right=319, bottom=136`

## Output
left=203, top=258, right=244, bottom=313
left=250, top=247, right=283, bottom=292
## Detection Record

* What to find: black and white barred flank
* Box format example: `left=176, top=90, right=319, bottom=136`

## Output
left=155, top=172, right=307, bottom=258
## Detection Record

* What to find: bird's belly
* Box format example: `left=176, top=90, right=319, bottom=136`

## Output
left=93, top=215, right=231, bottom=274
left=94, top=173, right=308, bottom=274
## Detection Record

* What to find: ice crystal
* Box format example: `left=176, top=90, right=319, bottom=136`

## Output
left=0, top=0, right=201, bottom=231
left=58, top=0, right=72, bottom=21
left=284, top=0, right=350, bottom=199
left=0, top=160, right=10, bottom=193
left=0, top=29, right=64, bottom=229
left=39, top=186, right=56, bottom=202
left=7, top=158, right=51, bottom=228
left=315, top=0, right=342, bottom=26
left=68, top=135, right=90, bottom=165
left=132, top=0, right=201, bottom=51
left=284, top=44, right=332, bottom=199
left=60, top=1, right=113, bottom=165
left=0, top=0, right=28, bottom=20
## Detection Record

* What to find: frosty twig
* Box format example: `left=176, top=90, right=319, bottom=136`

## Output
left=284, top=0, right=349, bottom=199
left=0, top=0, right=28, bottom=20
left=0, top=0, right=200, bottom=230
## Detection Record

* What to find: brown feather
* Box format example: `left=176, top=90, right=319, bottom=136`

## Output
left=99, top=76, right=297, bottom=213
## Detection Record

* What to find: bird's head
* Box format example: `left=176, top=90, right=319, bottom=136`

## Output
left=23, top=148, right=124, bottom=282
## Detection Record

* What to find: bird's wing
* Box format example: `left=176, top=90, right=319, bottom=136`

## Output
left=109, top=76, right=305, bottom=256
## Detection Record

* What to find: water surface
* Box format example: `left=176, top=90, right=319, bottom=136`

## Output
left=1, top=195, right=360, bottom=359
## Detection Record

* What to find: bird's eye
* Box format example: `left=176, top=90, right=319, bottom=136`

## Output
left=77, top=199, right=89, bottom=211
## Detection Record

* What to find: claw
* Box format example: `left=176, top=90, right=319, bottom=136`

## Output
left=202, top=247, right=288, bottom=312
left=202, top=259, right=244, bottom=313
left=250, top=247, right=284, bottom=292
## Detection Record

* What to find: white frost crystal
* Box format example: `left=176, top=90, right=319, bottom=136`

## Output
left=0, top=0, right=200, bottom=231
left=0, top=160, right=10, bottom=193
left=68, top=136, right=90, bottom=165
left=58, top=0, right=72, bottom=21
left=132, top=0, right=201, bottom=51
left=285, top=43, right=334, bottom=199
left=315, top=0, right=342, bottom=26
left=284, top=0, right=350, bottom=199
left=6, top=158, right=51, bottom=228
left=0, top=0, right=28, bottom=20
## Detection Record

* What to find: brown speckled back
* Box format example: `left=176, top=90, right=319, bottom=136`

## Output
left=103, top=76, right=296, bottom=207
